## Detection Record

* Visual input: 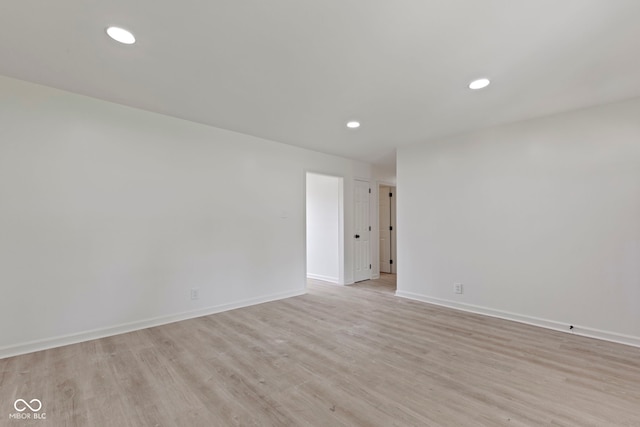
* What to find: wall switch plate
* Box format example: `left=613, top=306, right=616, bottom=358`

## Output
left=191, top=288, right=200, bottom=300
left=454, top=283, right=463, bottom=294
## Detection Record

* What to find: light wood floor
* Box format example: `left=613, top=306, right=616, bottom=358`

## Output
left=351, top=273, right=396, bottom=294
left=2, top=277, right=639, bottom=426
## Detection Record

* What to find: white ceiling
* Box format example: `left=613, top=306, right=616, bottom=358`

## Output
left=2, top=1, right=640, bottom=172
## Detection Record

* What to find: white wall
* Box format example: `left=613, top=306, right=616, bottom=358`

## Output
left=397, top=97, right=640, bottom=347
left=306, top=173, right=342, bottom=283
left=373, top=164, right=397, bottom=186
left=0, top=75, right=371, bottom=357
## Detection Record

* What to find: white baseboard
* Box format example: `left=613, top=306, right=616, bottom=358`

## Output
left=0, top=289, right=306, bottom=359
left=395, top=290, right=640, bottom=349
left=306, top=273, right=340, bottom=284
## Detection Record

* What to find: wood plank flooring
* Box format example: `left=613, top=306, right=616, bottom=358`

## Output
left=1, top=276, right=639, bottom=426
left=350, top=273, right=396, bottom=294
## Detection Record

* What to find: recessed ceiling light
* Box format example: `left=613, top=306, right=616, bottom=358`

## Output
left=106, top=26, right=136, bottom=45
left=346, top=121, right=360, bottom=129
left=469, top=78, right=490, bottom=90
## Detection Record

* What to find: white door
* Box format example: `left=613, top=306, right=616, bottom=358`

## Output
left=354, top=179, right=371, bottom=282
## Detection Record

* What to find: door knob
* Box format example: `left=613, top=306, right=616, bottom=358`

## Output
left=355, top=234, right=360, bottom=239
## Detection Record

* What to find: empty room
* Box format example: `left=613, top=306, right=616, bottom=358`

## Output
left=1, top=1, right=639, bottom=425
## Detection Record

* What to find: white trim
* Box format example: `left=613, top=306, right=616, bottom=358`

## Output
left=303, top=169, right=309, bottom=290
left=395, top=290, right=640, bottom=349
left=337, top=178, right=345, bottom=285
left=0, top=289, right=305, bottom=359
left=306, top=273, right=340, bottom=284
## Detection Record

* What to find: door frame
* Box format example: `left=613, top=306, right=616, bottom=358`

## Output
left=304, top=171, right=345, bottom=286
left=373, top=180, right=397, bottom=279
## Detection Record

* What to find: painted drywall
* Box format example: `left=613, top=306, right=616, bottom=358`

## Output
left=306, top=173, right=342, bottom=283
left=0, top=75, right=371, bottom=357
left=373, top=164, right=397, bottom=186
left=397, top=97, right=640, bottom=347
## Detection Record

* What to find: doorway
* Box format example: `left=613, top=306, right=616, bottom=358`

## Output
left=306, top=173, right=344, bottom=284
left=379, top=185, right=396, bottom=274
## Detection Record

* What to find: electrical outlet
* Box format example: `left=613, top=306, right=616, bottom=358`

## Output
left=190, top=288, right=200, bottom=300
left=453, top=283, right=463, bottom=294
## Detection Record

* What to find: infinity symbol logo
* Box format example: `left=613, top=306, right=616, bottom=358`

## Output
left=14, top=399, right=42, bottom=412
